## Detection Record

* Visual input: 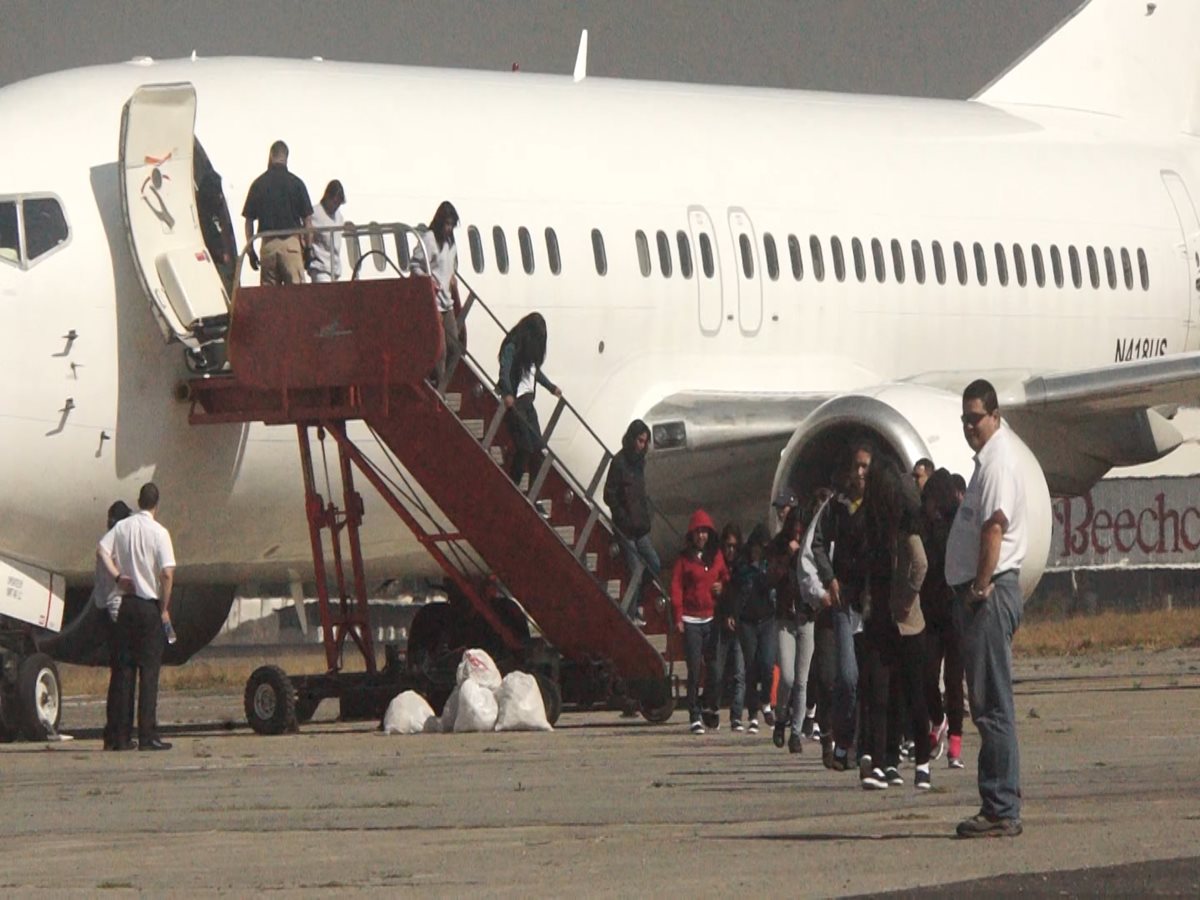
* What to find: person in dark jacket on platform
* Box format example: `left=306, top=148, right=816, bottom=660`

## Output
left=732, top=524, right=776, bottom=734
left=670, top=509, right=729, bottom=734
left=604, top=419, right=661, bottom=592
left=498, top=312, right=561, bottom=487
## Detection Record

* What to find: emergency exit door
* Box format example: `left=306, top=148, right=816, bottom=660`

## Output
left=688, top=206, right=723, bottom=335
left=728, top=208, right=763, bottom=335
left=1161, top=170, right=1200, bottom=351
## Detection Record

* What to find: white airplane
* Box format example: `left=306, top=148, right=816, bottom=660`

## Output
left=1, top=0, right=1199, bottom=685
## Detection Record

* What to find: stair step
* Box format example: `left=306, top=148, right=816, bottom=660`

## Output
left=489, top=446, right=505, bottom=465
left=444, top=392, right=462, bottom=413
left=585, top=552, right=598, bottom=572
left=606, top=579, right=622, bottom=601
left=553, top=525, right=575, bottom=544
left=463, top=418, right=485, bottom=440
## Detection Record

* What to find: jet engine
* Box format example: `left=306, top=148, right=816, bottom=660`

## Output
left=770, top=384, right=1052, bottom=598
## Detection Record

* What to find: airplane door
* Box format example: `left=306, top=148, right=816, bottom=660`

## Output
left=688, top=206, right=723, bottom=335
left=1161, top=170, right=1200, bottom=351
left=728, top=207, right=763, bottom=334
left=119, top=82, right=230, bottom=349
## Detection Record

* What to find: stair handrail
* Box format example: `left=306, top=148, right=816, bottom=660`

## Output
left=232, top=220, right=682, bottom=593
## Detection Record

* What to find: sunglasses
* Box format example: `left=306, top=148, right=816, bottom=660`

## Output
left=960, top=411, right=990, bottom=426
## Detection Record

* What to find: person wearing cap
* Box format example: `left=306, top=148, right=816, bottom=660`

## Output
left=773, top=488, right=798, bottom=528
left=307, top=179, right=346, bottom=282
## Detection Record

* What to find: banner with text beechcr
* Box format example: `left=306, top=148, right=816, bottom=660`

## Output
left=1049, top=476, right=1200, bottom=570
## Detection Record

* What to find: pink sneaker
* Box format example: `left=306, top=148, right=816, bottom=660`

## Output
left=947, top=734, right=964, bottom=768
left=930, top=715, right=949, bottom=760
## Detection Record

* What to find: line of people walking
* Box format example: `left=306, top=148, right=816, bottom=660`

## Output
left=665, top=379, right=1027, bottom=839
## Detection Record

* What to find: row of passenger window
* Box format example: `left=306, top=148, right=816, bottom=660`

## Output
left=466, top=225, right=563, bottom=276
left=636, top=228, right=1152, bottom=293
left=460, top=219, right=1152, bottom=294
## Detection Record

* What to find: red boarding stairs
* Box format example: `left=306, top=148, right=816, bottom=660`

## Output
left=188, top=227, right=678, bottom=730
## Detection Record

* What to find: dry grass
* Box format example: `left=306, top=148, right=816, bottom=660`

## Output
left=53, top=609, right=1200, bottom=697
left=1015, top=608, right=1200, bottom=657
left=59, top=647, right=369, bottom=699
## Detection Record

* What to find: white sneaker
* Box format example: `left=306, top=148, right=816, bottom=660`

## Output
left=747, top=718, right=759, bottom=734
left=690, top=720, right=705, bottom=734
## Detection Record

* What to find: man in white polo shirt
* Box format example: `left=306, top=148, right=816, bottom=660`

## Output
left=97, top=482, right=176, bottom=751
left=945, top=378, right=1026, bottom=838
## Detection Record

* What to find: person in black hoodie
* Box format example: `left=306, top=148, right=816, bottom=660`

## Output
left=498, top=312, right=561, bottom=487
left=604, top=419, right=661, bottom=584
left=811, top=441, right=873, bottom=769
left=733, top=524, right=776, bottom=734
left=701, top=523, right=746, bottom=731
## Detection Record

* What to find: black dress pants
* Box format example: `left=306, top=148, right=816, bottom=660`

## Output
left=116, top=595, right=165, bottom=743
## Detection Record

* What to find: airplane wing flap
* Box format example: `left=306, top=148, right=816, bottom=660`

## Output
left=1017, top=352, right=1200, bottom=416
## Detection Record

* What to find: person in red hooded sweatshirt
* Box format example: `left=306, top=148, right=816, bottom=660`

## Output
left=671, top=509, right=730, bottom=734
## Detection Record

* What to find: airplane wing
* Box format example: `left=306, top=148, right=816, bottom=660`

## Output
left=1004, top=352, right=1200, bottom=495
left=643, top=353, right=1200, bottom=509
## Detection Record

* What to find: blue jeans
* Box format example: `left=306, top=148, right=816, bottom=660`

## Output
left=704, top=623, right=744, bottom=722
left=829, top=606, right=860, bottom=750
left=621, top=534, right=661, bottom=581
left=953, top=570, right=1023, bottom=820
left=683, top=620, right=713, bottom=724
left=737, top=618, right=777, bottom=718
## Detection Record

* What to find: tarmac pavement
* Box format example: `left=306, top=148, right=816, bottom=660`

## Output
left=1, top=648, right=1198, bottom=896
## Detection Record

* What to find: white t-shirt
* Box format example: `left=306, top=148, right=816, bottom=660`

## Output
left=415, top=229, right=457, bottom=312
left=89, top=557, right=121, bottom=622
left=308, top=203, right=344, bottom=280
left=98, top=510, right=176, bottom=601
left=945, top=423, right=1028, bottom=586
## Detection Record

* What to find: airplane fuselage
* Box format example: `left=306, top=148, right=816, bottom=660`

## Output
left=0, top=56, right=1197, bottom=585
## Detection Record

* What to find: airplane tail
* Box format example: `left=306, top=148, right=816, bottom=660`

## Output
left=974, top=0, right=1200, bottom=135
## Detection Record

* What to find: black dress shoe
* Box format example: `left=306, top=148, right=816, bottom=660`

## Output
left=138, top=738, right=172, bottom=751
left=112, top=740, right=137, bottom=751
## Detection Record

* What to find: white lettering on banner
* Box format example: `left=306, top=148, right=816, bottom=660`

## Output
left=1050, top=476, right=1200, bottom=569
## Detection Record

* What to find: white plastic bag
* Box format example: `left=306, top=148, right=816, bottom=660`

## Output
left=494, top=671, right=552, bottom=732
left=382, top=690, right=437, bottom=735
left=453, top=678, right=499, bottom=732
left=455, top=648, right=503, bottom=691
left=439, top=685, right=461, bottom=733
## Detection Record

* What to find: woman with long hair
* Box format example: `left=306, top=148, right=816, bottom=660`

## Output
left=414, top=200, right=461, bottom=384
left=920, top=467, right=967, bottom=768
left=497, top=312, right=561, bottom=486
left=858, top=456, right=933, bottom=790
left=670, top=509, right=729, bottom=734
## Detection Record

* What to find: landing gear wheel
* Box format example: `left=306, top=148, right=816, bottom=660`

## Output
left=638, top=696, right=675, bottom=724
left=244, top=665, right=297, bottom=735
left=533, top=672, right=562, bottom=726
left=16, top=653, right=61, bottom=740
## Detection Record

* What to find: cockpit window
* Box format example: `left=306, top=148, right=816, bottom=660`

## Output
left=0, top=195, right=70, bottom=269
left=24, top=197, right=68, bottom=260
left=0, top=201, right=18, bottom=266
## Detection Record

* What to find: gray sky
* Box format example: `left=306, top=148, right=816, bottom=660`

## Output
left=2, top=1, right=1078, bottom=97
